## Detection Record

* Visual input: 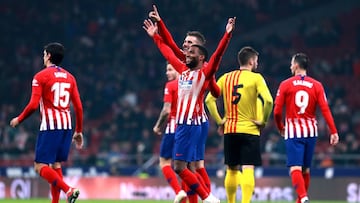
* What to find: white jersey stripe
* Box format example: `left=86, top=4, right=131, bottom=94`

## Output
left=307, top=119, right=314, bottom=137
left=300, top=118, right=308, bottom=138
left=285, top=117, right=319, bottom=139
left=294, top=119, right=302, bottom=138
left=47, top=109, right=55, bottom=130
left=55, top=109, right=62, bottom=130
left=187, top=72, right=203, bottom=125
left=61, top=111, right=68, bottom=129
left=40, top=99, right=47, bottom=131
left=314, top=119, right=318, bottom=137
left=165, top=117, right=176, bottom=134
left=67, top=110, right=72, bottom=129
left=288, top=119, right=294, bottom=139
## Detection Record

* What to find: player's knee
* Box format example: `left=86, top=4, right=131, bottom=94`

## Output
left=173, top=164, right=186, bottom=174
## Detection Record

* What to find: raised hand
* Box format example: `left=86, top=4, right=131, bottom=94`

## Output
left=226, top=17, right=236, bottom=33
left=148, top=5, right=161, bottom=22
left=143, top=19, right=158, bottom=37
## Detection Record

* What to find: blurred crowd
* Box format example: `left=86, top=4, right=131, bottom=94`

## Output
left=1, top=0, right=360, bottom=173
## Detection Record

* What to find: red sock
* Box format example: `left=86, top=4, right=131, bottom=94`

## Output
left=303, top=172, right=310, bottom=191
left=296, top=172, right=310, bottom=203
left=195, top=172, right=209, bottom=193
left=196, top=168, right=211, bottom=192
left=178, top=168, right=208, bottom=200
left=188, top=193, right=198, bottom=203
left=290, top=170, right=307, bottom=199
left=182, top=180, right=198, bottom=203
left=181, top=181, right=189, bottom=203
left=162, top=165, right=181, bottom=194
left=40, top=166, right=70, bottom=193
left=51, top=168, right=63, bottom=203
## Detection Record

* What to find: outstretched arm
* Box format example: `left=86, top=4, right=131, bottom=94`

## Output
left=149, top=5, right=185, bottom=60
left=208, top=76, right=220, bottom=98
left=204, top=17, right=236, bottom=78
left=143, top=19, right=186, bottom=73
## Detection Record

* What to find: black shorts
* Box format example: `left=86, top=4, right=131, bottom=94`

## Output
left=224, top=133, right=262, bottom=167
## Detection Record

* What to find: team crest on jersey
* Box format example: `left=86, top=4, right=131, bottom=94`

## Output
left=164, top=87, right=169, bottom=95
left=179, top=71, right=194, bottom=90
left=32, top=79, right=39, bottom=86
left=179, top=80, right=192, bottom=90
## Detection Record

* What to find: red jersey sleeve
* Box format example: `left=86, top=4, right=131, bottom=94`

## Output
left=158, top=20, right=185, bottom=61
left=316, top=83, right=337, bottom=134
left=273, top=82, right=286, bottom=131
left=203, top=32, right=231, bottom=78
left=70, top=77, right=83, bottom=133
left=18, top=76, right=43, bottom=123
left=208, top=76, right=220, bottom=98
left=153, top=34, right=187, bottom=73
left=163, top=82, right=172, bottom=103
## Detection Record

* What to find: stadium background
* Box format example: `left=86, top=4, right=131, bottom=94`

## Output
left=1, top=0, right=360, bottom=202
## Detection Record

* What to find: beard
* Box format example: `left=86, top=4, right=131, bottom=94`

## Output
left=186, top=59, right=198, bottom=69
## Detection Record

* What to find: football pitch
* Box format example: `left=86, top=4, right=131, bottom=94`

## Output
left=0, top=200, right=349, bottom=203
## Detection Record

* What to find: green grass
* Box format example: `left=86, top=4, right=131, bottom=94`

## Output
left=0, top=199, right=349, bottom=203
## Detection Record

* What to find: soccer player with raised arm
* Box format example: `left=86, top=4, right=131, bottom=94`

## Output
left=144, top=17, right=236, bottom=203
left=10, top=42, right=83, bottom=203
left=205, top=46, right=273, bottom=203
left=273, top=53, right=339, bottom=203
left=149, top=5, right=219, bottom=202
left=153, top=63, right=188, bottom=202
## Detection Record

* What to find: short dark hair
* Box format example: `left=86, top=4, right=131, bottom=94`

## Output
left=293, top=53, right=309, bottom=70
left=186, top=31, right=206, bottom=45
left=237, top=46, right=259, bottom=66
left=191, top=44, right=208, bottom=61
left=44, top=42, right=65, bottom=65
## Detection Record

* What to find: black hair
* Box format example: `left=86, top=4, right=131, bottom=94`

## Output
left=44, top=42, right=65, bottom=65
left=191, top=44, right=208, bottom=61
left=293, top=53, right=309, bottom=70
left=237, top=46, right=259, bottom=66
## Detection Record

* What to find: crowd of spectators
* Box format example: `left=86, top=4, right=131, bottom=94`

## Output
left=1, top=0, right=359, bottom=174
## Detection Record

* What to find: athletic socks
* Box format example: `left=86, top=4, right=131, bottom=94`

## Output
left=240, top=168, right=255, bottom=203
left=195, top=172, right=209, bottom=193
left=162, top=165, right=182, bottom=194
left=224, top=169, right=238, bottom=203
left=291, top=170, right=307, bottom=201
left=196, top=168, right=211, bottom=192
left=40, top=166, right=70, bottom=194
left=51, top=167, right=63, bottom=203
left=178, top=168, right=208, bottom=200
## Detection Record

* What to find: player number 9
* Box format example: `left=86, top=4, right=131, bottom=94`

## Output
left=295, top=90, right=309, bottom=114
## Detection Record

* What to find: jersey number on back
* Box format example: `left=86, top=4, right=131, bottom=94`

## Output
left=51, top=82, right=71, bottom=107
left=295, top=90, right=309, bottom=114
left=232, top=84, right=243, bottom=104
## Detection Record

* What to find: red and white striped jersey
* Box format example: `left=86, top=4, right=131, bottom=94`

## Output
left=156, top=20, right=220, bottom=125
left=152, top=31, right=231, bottom=125
left=164, top=79, right=178, bottom=134
left=177, top=69, right=208, bottom=125
left=274, top=75, right=337, bottom=139
left=18, top=66, right=83, bottom=132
